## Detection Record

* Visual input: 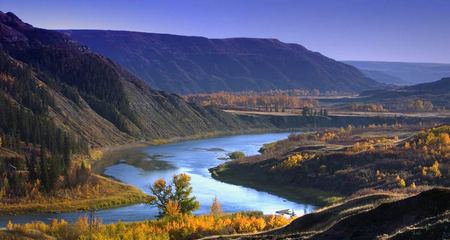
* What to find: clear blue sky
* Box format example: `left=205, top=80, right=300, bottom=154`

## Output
left=1, top=0, right=449, bottom=63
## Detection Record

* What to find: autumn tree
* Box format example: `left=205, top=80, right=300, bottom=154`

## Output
left=429, top=161, right=442, bottom=177
left=149, top=173, right=200, bottom=217
left=210, top=197, right=223, bottom=216
left=439, top=133, right=450, bottom=145
left=396, top=175, right=406, bottom=188
left=165, top=200, right=181, bottom=217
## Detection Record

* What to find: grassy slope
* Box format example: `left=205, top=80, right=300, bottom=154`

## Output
left=0, top=175, right=147, bottom=214
left=202, top=188, right=450, bottom=239
left=211, top=164, right=342, bottom=206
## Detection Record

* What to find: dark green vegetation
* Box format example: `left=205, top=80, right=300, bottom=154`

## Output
left=214, top=188, right=450, bottom=240
left=345, top=60, right=450, bottom=85
left=211, top=125, right=450, bottom=205
left=62, top=30, right=382, bottom=94
left=0, top=44, right=88, bottom=197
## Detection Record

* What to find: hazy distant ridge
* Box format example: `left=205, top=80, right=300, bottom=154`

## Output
left=345, top=60, right=450, bottom=85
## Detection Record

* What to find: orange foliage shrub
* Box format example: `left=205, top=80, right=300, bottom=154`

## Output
left=275, top=153, right=314, bottom=170
left=9, top=213, right=293, bottom=240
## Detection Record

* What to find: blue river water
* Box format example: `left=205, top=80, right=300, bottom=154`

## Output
left=0, top=132, right=315, bottom=226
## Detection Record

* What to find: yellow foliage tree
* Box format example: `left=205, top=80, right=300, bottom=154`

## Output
left=429, top=161, right=442, bottom=177
left=439, top=133, right=450, bottom=145
left=8, top=213, right=293, bottom=240
left=165, top=200, right=181, bottom=217
left=396, top=176, right=406, bottom=188
left=421, top=167, right=428, bottom=176
left=279, top=153, right=304, bottom=169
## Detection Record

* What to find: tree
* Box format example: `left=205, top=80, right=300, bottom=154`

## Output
left=149, top=178, right=172, bottom=215
left=229, top=151, right=245, bottom=159
left=429, top=161, right=442, bottom=177
left=439, top=133, right=450, bottom=145
left=210, top=197, right=223, bottom=216
left=149, top=173, right=199, bottom=217
left=172, top=173, right=199, bottom=214
left=165, top=200, right=181, bottom=217
left=396, top=175, right=406, bottom=188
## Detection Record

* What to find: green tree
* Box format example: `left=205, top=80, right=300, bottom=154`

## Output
left=149, top=173, right=199, bottom=217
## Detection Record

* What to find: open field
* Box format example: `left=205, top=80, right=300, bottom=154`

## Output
left=329, top=110, right=450, bottom=118
left=225, top=109, right=450, bottom=118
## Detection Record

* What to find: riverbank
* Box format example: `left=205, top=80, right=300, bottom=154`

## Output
left=211, top=166, right=342, bottom=207
left=0, top=175, right=148, bottom=214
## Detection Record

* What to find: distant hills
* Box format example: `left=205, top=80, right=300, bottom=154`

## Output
left=345, top=61, right=450, bottom=85
left=62, top=30, right=382, bottom=94
left=357, top=77, right=450, bottom=109
left=405, top=77, right=450, bottom=93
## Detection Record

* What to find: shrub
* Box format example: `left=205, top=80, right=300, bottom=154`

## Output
left=7, top=213, right=293, bottom=240
left=229, top=151, right=245, bottom=159
left=396, top=175, right=406, bottom=188
left=429, top=161, right=442, bottom=177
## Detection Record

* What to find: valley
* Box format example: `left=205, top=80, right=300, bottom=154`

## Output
left=0, top=5, right=449, bottom=240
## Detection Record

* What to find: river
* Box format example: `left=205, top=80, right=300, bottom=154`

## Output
left=0, top=132, right=315, bottom=226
